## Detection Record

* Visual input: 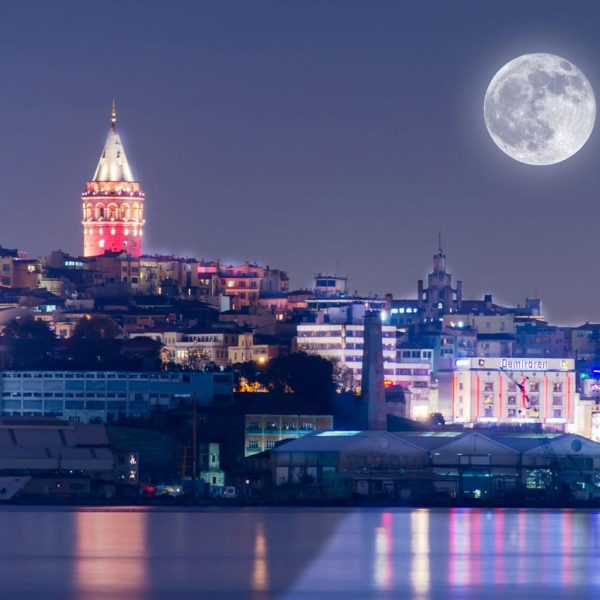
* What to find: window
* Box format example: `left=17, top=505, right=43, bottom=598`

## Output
left=483, top=394, right=494, bottom=405
left=526, top=469, right=552, bottom=489
left=507, top=395, right=517, bottom=405
left=247, top=441, right=259, bottom=449
left=553, top=382, right=563, bottom=393
left=484, top=382, right=494, bottom=392
left=508, top=408, right=517, bottom=418
left=553, top=396, right=562, bottom=406
left=529, top=382, right=540, bottom=393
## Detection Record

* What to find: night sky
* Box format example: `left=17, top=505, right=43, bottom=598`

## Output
left=0, top=1, right=599, bottom=324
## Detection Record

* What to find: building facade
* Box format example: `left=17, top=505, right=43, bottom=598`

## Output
left=245, top=413, right=334, bottom=457
left=296, top=323, right=432, bottom=411
left=270, top=430, right=600, bottom=502
left=82, top=103, right=145, bottom=257
left=0, top=371, right=233, bottom=422
left=450, top=357, right=576, bottom=427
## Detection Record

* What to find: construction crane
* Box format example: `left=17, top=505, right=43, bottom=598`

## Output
left=500, top=367, right=539, bottom=419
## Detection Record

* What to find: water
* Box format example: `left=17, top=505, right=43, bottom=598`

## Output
left=0, top=507, right=599, bottom=599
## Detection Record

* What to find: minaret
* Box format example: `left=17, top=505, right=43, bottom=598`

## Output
left=81, top=102, right=145, bottom=257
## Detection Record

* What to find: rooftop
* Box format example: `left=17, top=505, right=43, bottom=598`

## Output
left=92, top=102, right=135, bottom=183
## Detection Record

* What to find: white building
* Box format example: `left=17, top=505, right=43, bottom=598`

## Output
left=449, top=357, right=576, bottom=429
left=130, top=329, right=239, bottom=367
left=296, top=323, right=432, bottom=417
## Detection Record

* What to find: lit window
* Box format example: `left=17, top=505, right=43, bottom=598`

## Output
left=99, top=239, right=105, bottom=248
left=99, top=228, right=103, bottom=235
left=124, top=228, right=129, bottom=235
left=111, top=228, right=116, bottom=235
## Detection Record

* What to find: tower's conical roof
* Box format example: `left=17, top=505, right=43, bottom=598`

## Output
left=92, top=101, right=135, bottom=182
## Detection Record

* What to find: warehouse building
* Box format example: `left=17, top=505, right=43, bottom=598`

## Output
left=270, top=429, right=600, bottom=502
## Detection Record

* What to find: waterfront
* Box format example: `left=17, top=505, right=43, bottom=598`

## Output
left=0, top=507, right=598, bottom=598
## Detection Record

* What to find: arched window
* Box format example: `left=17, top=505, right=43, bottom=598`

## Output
left=107, top=203, right=118, bottom=220
left=121, top=203, right=130, bottom=220
left=95, top=203, right=105, bottom=220
left=86, top=203, right=94, bottom=220
left=132, top=203, right=140, bottom=222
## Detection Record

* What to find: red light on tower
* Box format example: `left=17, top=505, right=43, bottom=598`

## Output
left=82, top=101, right=145, bottom=257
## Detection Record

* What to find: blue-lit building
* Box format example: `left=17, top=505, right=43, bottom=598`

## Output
left=0, top=371, right=233, bottom=422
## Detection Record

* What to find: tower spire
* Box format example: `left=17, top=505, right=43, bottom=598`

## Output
left=111, top=99, right=117, bottom=125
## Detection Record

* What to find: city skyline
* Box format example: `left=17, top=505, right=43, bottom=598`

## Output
left=1, top=2, right=600, bottom=324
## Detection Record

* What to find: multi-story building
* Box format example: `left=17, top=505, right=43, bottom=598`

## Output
left=571, top=323, right=600, bottom=361
left=217, top=262, right=289, bottom=309
left=0, top=248, right=41, bottom=289
left=313, top=274, right=348, bottom=298
left=0, top=370, right=233, bottom=423
left=227, top=332, right=280, bottom=364
left=297, top=323, right=432, bottom=414
left=82, top=102, right=146, bottom=257
left=132, top=328, right=239, bottom=367
left=514, top=321, right=570, bottom=358
left=244, top=404, right=333, bottom=457
left=448, top=357, right=576, bottom=429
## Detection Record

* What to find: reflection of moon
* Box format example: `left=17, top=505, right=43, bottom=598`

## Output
left=484, top=53, right=595, bottom=165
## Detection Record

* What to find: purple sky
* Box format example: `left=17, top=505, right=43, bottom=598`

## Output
left=0, top=1, right=599, bottom=324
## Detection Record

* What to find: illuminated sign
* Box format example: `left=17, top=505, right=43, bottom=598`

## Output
left=457, top=358, right=574, bottom=372
left=500, top=359, right=548, bottom=371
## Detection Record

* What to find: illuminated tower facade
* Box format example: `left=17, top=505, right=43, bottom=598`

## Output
left=81, top=102, right=145, bottom=257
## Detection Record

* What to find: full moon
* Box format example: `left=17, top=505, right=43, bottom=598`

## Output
left=484, top=53, right=596, bottom=165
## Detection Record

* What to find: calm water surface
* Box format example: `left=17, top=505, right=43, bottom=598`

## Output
left=0, top=507, right=599, bottom=599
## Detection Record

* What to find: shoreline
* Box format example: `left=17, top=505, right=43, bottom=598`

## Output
left=4, top=496, right=600, bottom=510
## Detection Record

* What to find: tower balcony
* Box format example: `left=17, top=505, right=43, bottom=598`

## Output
left=83, top=181, right=143, bottom=197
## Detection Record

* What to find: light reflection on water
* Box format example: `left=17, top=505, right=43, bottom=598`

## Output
left=0, top=507, right=597, bottom=598
left=73, top=510, right=148, bottom=598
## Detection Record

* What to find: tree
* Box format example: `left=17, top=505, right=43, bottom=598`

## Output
left=70, top=315, right=120, bottom=367
left=264, top=352, right=335, bottom=405
left=1, top=317, right=56, bottom=369
left=232, top=361, right=268, bottom=392
left=332, top=360, right=357, bottom=393
left=184, top=345, right=214, bottom=371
